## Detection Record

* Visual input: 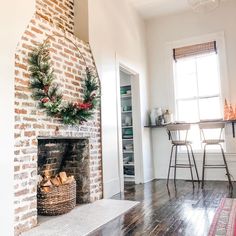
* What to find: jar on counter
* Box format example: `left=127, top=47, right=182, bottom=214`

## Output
left=164, top=110, right=173, bottom=124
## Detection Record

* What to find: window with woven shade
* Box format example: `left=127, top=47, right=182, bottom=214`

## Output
left=173, top=41, right=217, bottom=61
left=173, top=41, right=222, bottom=150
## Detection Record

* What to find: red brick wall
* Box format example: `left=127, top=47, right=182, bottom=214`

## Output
left=14, top=1, right=102, bottom=235
left=36, top=0, right=74, bottom=34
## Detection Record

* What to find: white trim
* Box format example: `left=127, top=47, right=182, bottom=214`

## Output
left=165, top=31, right=229, bottom=122
left=165, top=32, right=230, bottom=151
left=115, top=54, right=144, bottom=193
left=130, top=73, right=143, bottom=184
left=103, top=178, right=121, bottom=198
left=115, top=64, right=125, bottom=193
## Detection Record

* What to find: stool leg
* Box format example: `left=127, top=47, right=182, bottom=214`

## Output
left=202, top=144, right=207, bottom=189
left=188, top=144, right=200, bottom=183
left=186, top=145, right=194, bottom=189
left=219, top=144, right=233, bottom=190
left=174, top=145, right=178, bottom=189
left=167, top=145, right=175, bottom=187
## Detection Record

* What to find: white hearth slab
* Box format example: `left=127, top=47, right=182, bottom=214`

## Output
left=22, top=199, right=139, bottom=236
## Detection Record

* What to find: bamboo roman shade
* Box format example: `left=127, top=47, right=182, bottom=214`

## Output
left=173, top=41, right=217, bottom=61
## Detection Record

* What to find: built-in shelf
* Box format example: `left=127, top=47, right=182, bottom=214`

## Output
left=124, top=176, right=135, bottom=182
left=124, top=174, right=135, bottom=178
left=122, top=110, right=132, bottom=114
left=122, top=126, right=133, bottom=129
left=120, top=83, right=135, bottom=182
left=121, top=94, right=132, bottom=99
left=124, top=163, right=134, bottom=166
left=123, top=151, right=133, bottom=154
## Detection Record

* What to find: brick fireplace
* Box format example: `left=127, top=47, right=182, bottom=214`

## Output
left=14, top=0, right=102, bottom=235
left=38, top=137, right=91, bottom=204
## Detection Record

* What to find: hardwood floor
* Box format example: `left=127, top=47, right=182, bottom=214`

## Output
left=90, top=180, right=235, bottom=236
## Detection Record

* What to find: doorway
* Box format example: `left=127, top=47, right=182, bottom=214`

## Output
left=117, top=65, right=142, bottom=192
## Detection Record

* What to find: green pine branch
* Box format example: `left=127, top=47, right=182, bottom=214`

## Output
left=28, top=44, right=100, bottom=125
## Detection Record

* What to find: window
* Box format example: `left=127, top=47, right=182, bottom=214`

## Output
left=173, top=41, right=222, bottom=150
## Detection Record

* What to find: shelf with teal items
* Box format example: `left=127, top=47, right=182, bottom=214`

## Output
left=121, top=94, right=132, bottom=99
left=124, top=175, right=135, bottom=181
left=123, top=127, right=133, bottom=133
left=122, top=126, right=133, bottom=129
left=123, top=151, right=134, bottom=154
left=120, top=85, right=131, bottom=95
left=124, top=163, right=134, bottom=167
left=122, top=110, right=132, bottom=114
left=124, top=165, right=135, bottom=179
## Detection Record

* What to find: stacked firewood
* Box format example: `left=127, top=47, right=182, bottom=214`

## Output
left=38, top=172, right=75, bottom=193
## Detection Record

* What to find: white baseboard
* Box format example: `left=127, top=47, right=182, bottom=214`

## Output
left=103, top=178, right=121, bottom=198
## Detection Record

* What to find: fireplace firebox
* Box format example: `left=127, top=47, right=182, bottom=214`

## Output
left=37, top=137, right=91, bottom=205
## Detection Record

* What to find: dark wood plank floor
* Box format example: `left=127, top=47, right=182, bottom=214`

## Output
left=90, top=180, right=235, bottom=236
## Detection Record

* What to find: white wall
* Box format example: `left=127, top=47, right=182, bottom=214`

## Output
left=147, top=1, right=236, bottom=180
left=88, top=0, right=153, bottom=198
left=74, top=0, right=89, bottom=42
left=0, top=1, right=35, bottom=235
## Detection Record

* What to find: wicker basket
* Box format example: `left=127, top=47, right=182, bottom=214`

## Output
left=37, top=180, right=76, bottom=216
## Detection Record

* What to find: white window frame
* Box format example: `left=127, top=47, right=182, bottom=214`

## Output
left=174, top=53, right=222, bottom=123
left=165, top=32, right=229, bottom=152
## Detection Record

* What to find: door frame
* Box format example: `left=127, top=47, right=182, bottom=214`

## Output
left=115, top=56, right=143, bottom=193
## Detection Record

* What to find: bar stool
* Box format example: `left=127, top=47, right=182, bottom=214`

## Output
left=166, top=124, right=200, bottom=188
left=199, top=122, right=233, bottom=190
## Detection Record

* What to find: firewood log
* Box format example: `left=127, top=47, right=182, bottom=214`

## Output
left=56, top=176, right=62, bottom=185
left=50, top=177, right=60, bottom=186
left=41, top=186, right=51, bottom=193
left=65, top=176, right=75, bottom=184
left=40, top=179, right=52, bottom=187
left=59, top=172, right=68, bottom=184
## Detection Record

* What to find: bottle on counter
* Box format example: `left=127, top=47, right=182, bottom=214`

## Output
left=163, top=110, right=173, bottom=124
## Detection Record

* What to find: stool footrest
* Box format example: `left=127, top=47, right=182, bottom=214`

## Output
left=170, top=164, right=194, bottom=168
left=203, top=164, right=226, bottom=169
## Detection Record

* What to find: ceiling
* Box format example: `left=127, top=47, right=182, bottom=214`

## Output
left=128, top=0, right=191, bottom=19
left=128, top=0, right=230, bottom=19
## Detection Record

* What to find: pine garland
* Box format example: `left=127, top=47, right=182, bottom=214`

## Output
left=28, top=43, right=100, bottom=125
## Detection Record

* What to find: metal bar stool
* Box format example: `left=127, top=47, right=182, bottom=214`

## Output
left=199, top=122, right=233, bottom=190
left=166, top=124, right=200, bottom=189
